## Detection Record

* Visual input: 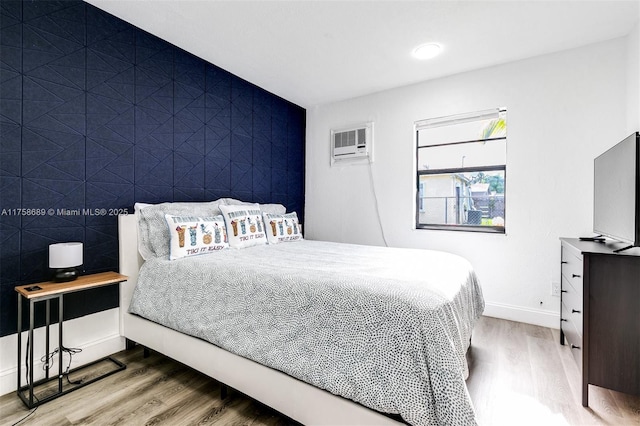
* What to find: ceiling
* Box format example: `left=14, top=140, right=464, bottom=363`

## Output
left=86, top=0, right=640, bottom=108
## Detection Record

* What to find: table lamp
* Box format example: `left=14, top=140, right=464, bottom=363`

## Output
left=49, top=242, right=83, bottom=282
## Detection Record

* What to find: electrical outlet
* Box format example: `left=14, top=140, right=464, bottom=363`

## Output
left=551, top=281, right=561, bottom=297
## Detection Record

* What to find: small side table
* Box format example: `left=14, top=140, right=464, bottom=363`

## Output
left=15, top=271, right=128, bottom=408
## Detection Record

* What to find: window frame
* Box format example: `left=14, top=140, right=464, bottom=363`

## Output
left=415, top=109, right=506, bottom=234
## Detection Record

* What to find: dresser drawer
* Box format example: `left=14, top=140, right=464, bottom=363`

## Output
left=562, top=302, right=583, bottom=371
left=561, top=276, right=583, bottom=333
left=561, top=246, right=584, bottom=298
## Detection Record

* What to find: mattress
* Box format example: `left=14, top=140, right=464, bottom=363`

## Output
left=129, top=239, right=484, bottom=425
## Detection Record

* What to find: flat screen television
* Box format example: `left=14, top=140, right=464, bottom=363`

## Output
left=593, top=132, right=640, bottom=249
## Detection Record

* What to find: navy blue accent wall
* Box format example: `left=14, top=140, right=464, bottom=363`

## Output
left=0, top=0, right=305, bottom=337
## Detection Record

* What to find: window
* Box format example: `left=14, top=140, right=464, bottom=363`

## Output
left=416, top=109, right=506, bottom=233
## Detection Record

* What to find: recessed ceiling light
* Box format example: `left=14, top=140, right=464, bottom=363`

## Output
left=412, top=43, right=442, bottom=60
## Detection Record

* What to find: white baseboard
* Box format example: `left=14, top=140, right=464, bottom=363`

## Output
left=483, top=302, right=560, bottom=329
left=0, top=308, right=125, bottom=397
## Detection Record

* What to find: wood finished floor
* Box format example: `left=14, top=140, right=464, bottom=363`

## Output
left=1, top=316, right=639, bottom=426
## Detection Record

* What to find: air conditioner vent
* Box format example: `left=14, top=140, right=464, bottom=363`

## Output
left=334, top=130, right=357, bottom=149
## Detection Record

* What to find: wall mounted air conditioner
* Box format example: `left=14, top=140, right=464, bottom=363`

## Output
left=330, top=122, right=373, bottom=165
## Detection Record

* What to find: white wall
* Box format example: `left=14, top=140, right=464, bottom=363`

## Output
left=305, top=37, right=631, bottom=328
left=628, top=20, right=640, bottom=133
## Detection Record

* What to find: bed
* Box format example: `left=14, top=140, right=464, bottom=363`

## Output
left=118, top=200, right=484, bottom=426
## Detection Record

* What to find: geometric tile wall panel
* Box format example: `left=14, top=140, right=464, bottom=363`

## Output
left=271, top=169, right=289, bottom=205
left=232, top=161, right=253, bottom=195
left=0, top=0, right=23, bottom=322
left=0, top=176, right=21, bottom=281
left=0, top=0, right=305, bottom=337
left=135, top=32, right=174, bottom=198
left=174, top=49, right=205, bottom=200
left=253, top=165, right=272, bottom=201
left=0, top=1, right=22, bottom=180
left=21, top=0, right=86, bottom=308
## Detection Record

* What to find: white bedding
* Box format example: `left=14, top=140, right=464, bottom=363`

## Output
left=129, top=239, right=484, bottom=425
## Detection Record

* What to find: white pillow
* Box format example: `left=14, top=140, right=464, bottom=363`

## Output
left=165, top=214, right=228, bottom=260
left=134, top=202, right=153, bottom=212
left=221, top=198, right=286, bottom=215
left=263, top=212, right=303, bottom=244
left=219, top=204, right=267, bottom=248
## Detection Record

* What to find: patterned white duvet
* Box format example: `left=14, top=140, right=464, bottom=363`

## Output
left=129, top=240, right=484, bottom=425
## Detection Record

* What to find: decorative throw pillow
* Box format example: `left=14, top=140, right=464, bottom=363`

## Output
left=165, top=214, right=228, bottom=260
left=219, top=204, right=268, bottom=248
left=263, top=212, right=303, bottom=244
left=136, top=200, right=224, bottom=260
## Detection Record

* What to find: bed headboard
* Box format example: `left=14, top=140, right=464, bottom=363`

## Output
left=118, top=213, right=144, bottom=336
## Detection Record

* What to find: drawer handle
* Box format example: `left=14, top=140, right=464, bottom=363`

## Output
left=561, top=290, right=568, bottom=293
left=560, top=318, right=567, bottom=322
left=561, top=261, right=568, bottom=264
left=572, top=309, right=581, bottom=314
left=571, top=344, right=580, bottom=350
left=572, top=274, right=581, bottom=278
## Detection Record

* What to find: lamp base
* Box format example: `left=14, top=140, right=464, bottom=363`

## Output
left=51, top=268, right=78, bottom=283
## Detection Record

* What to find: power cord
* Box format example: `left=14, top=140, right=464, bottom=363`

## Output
left=10, top=406, right=38, bottom=426
left=41, top=346, right=83, bottom=385
left=24, top=334, right=84, bottom=390
left=367, top=160, right=389, bottom=247
left=15, top=339, right=82, bottom=425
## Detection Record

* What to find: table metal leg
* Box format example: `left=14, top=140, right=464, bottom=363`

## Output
left=45, top=299, right=50, bottom=380
left=16, top=294, right=22, bottom=397
left=28, top=299, right=34, bottom=407
left=58, top=295, right=63, bottom=393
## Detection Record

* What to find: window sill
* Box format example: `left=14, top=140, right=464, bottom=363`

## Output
left=416, top=224, right=505, bottom=234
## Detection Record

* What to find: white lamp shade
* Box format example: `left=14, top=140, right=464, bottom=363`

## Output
left=49, top=242, right=83, bottom=268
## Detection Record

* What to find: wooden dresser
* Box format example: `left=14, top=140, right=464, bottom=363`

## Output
left=559, top=238, right=640, bottom=406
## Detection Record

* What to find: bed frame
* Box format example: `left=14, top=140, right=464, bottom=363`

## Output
left=118, top=214, right=403, bottom=425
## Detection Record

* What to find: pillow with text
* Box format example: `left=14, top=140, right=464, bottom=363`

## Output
left=219, top=204, right=268, bottom=248
left=165, top=214, right=228, bottom=260
left=263, top=212, right=303, bottom=244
